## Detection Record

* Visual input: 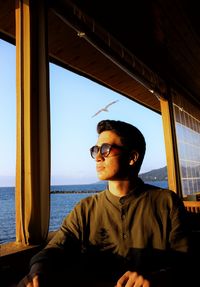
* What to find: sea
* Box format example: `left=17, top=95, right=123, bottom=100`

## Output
left=0, top=181, right=168, bottom=244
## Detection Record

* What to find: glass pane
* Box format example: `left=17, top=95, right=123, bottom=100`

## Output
left=0, top=39, right=16, bottom=244
left=173, top=93, right=200, bottom=197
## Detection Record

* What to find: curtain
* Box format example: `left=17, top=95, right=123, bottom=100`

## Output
left=15, top=0, right=50, bottom=244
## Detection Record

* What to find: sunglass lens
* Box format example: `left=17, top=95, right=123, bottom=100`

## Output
left=101, top=144, right=111, bottom=157
left=90, top=146, right=99, bottom=158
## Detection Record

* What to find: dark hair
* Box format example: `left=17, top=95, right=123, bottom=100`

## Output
left=97, top=119, right=146, bottom=173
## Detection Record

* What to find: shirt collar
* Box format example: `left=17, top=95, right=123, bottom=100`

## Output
left=105, top=177, right=145, bottom=207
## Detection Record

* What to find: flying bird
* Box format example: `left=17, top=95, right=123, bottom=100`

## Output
left=91, top=100, right=119, bottom=118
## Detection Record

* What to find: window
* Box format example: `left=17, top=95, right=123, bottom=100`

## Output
left=49, top=63, right=167, bottom=231
left=0, top=39, right=16, bottom=244
left=173, top=92, right=200, bottom=197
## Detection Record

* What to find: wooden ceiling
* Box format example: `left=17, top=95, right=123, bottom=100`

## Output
left=1, top=0, right=200, bottom=113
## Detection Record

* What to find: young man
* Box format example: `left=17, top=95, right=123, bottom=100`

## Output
left=18, top=119, right=191, bottom=287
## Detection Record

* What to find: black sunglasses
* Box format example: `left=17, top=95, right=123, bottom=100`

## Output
left=90, top=143, right=125, bottom=159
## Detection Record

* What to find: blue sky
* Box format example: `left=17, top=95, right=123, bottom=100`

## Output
left=0, top=39, right=166, bottom=186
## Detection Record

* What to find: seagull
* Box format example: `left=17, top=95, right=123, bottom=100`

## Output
left=91, top=100, right=119, bottom=118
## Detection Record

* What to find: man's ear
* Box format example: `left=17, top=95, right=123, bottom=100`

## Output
left=129, top=151, right=139, bottom=166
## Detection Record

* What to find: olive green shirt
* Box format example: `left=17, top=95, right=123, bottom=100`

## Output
left=30, top=179, right=190, bottom=284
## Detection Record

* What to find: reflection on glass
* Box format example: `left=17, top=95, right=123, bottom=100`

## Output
left=173, top=94, right=200, bottom=197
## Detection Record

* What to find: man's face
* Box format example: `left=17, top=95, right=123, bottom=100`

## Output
left=95, top=130, right=130, bottom=181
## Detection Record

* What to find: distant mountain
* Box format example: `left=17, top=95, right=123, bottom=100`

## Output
left=139, top=166, right=168, bottom=181
left=92, top=180, right=108, bottom=185
left=93, top=166, right=168, bottom=184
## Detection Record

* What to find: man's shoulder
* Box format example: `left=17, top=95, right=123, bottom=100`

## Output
left=140, top=180, right=178, bottom=198
left=142, top=183, right=184, bottom=210
left=142, top=182, right=175, bottom=196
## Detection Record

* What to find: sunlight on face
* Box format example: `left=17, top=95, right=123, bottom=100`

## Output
left=95, top=131, right=130, bottom=181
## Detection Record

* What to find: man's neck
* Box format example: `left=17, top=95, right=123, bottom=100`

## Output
left=108, top=177, right=138, bottom=197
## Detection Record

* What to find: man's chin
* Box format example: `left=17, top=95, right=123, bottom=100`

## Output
left=97, top=173, right=107, bottom=181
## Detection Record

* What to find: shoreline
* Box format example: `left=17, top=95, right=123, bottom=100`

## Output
left=50, top=190, right=99, bottom=194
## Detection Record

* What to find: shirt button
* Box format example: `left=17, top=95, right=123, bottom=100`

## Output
left=120, top=198, right=125, bottom=204
left=123, top=233, right=127, bottom=239
left=122, top=214, right=125, bottom=220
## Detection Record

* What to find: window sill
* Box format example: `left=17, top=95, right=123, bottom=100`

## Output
left=0, top=231, right=56, bottom=258
left=0, top=241, right=40, bottom=257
